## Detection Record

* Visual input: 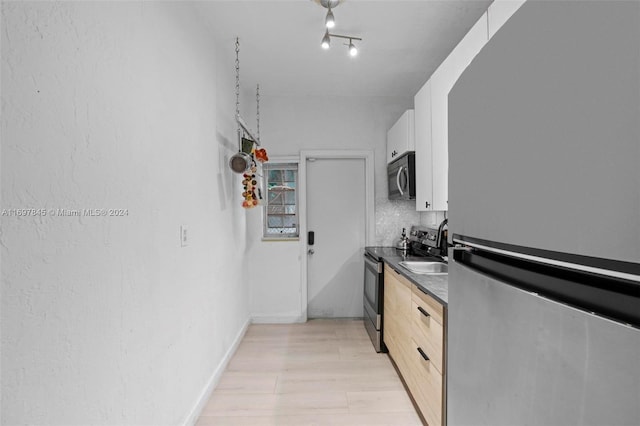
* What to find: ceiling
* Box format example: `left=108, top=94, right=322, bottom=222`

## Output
left=196, top=0, right=493, bottom=99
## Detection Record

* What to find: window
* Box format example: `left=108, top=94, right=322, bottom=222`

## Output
left=263, top=163, right=298, bottom=239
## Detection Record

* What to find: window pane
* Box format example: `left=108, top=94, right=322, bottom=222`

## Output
left=284, top=191, right=296, bottom=204
left=266, top=228, right=286, bottom=235
left=268, top=191, right=283, bottom=203
left=283, top=216, right=297, bottom=228
left=268, top=170, right=282, bottom=182
left=268, top=216, right=283, bottom=228
left=267, top=205, right=285, bottom=215
left=284, top=170, right=296, bottom=182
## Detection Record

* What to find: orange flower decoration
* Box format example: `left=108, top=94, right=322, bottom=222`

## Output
left=254, top=148, right=269, bottom=163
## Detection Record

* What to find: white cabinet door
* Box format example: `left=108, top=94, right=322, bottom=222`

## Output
left=488, top=0, right=527, bottom=39
left=430, top=56, right=455, bottom=212
left=430, top=12, right=488, bottom=211
left=387, top=110, right=415, bottom=164
left=414, top=80, right=433, bottom=211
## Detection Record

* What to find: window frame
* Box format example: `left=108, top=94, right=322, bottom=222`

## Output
left=262, top=160, right=299, bottom=240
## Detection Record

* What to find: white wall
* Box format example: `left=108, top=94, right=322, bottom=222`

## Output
left=1, top=2, right=249, bottom=424
left=245, top=95, right=424, bottom=322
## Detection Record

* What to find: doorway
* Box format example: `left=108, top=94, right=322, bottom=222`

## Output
left=299, top=151, right=375, bottom=321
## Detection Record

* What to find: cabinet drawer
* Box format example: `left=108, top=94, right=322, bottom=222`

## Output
left=412, top=285, right=444, bottom=326
left=412, top=300, right=444, bottom=374
left=410, top=338, right=444, bottom=426
left=385, top=265, right=413, bottom=291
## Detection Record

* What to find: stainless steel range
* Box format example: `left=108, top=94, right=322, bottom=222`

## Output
left=363, top=246, right=396, bottom=353
left=408, top=220, right=448, bottom=258
left=363, top=221, right=448, bottom=352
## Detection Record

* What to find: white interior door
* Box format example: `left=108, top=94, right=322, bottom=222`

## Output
left=306, top=158, right=365, bottom=318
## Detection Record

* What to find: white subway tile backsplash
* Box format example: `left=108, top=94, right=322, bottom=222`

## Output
left=374, top=197, right=422, bottom=246
left=373, top=201, right=447, bottom=247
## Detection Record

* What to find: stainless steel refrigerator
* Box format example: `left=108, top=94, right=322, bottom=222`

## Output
left=447, top=1, right=640, bottom=425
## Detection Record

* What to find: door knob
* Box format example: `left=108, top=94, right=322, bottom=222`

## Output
left=308, top=249, right=315, bottom=255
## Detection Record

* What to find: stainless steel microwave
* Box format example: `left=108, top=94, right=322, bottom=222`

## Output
left=388, top=151, right=416, bottom=200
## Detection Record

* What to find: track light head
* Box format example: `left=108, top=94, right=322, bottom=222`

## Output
left=349, top=40, right=358, bottom=56
left=321, top=30, right=331, bottom=49
left=325, top=7, right=335, bottom=29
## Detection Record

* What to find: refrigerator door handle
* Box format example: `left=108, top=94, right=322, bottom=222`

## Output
left=452, top=244, right=474, bottom=253
left=452, top=238, right=640, bottom=283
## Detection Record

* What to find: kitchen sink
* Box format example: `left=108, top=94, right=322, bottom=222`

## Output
left=399, top=261, right=448, bottom=275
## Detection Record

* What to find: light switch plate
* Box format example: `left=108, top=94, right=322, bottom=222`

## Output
left=180, top=225, right=188, bottom=247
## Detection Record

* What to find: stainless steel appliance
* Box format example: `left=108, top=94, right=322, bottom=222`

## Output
left=409, top=220, right=448, bottom=259
left=364, top=222, right=448, bottom=352
left=387, top=151, right=416, bottom=200
left=363, top=247, right=388, bottom=353
left=447, top=2, right=640, bottom=424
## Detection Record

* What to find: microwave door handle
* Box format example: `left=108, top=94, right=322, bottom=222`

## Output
left=396, top=166, right=405, bottom=196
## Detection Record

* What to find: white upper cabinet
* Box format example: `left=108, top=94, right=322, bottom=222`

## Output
left=387, top=110, right=415, bottom=164
left=416, top=12, right=489, bottom=212
left=488, top=0, right=527, bottom=39
left=414, top=80, right=433, bottom=210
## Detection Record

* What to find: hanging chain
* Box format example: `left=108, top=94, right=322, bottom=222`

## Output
left=256, top=84, right=260, bottom=141
left=235, top=37, right=240, bottom=130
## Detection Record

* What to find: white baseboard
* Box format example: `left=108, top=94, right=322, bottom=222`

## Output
left=182, top=317, right=250, bottom=426
left=250, top=314, right=305, bottom=324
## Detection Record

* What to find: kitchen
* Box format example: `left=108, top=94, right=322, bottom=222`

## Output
left=2, top=1, right=639, bottom=425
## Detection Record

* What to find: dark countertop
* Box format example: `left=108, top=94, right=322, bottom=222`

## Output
left=366, top=246, right=448, bottom=306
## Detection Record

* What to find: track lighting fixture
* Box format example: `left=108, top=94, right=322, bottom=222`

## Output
left=320, top=33, right=361, bottom=57
left=316, top=0, right=361, bottom=57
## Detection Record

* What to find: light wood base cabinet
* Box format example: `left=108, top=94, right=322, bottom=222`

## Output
left=383, top=266, right=413, bottom=378
left=384, top=265, right=447, bottom=426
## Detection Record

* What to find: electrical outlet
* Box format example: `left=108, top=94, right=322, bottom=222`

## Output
left=180, top=225, right=188, bottom=247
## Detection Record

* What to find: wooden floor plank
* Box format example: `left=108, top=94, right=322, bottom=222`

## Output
left=197, top=411, right=423, bottom=426
left=197, top=319, right=422, bottom=425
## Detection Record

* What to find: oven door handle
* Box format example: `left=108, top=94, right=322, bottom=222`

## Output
left=364, top=255, right=382, bottom=274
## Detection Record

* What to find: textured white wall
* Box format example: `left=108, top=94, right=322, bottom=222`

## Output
left=1, top=2, right=249, bottom=424
left=245, top=95, right=423, bottom=322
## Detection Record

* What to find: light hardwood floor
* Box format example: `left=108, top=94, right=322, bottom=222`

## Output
left=197, top=319, right=423, bottom=426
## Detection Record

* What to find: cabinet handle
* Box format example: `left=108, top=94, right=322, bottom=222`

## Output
left=417, top=347, right=430, bottom=361
left=425, top=201, right=430, bottom=209
left=417, top=306, right=430, bottom=318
